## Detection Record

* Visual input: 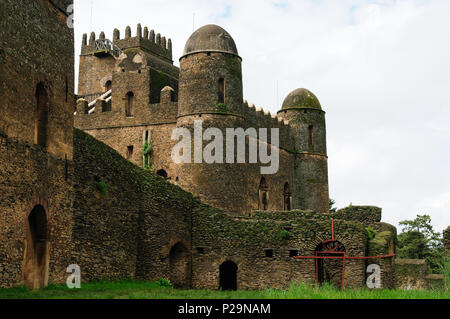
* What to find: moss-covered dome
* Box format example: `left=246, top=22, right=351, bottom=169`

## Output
left=182, top=24, right=239, bottom=58
left=282, top=88, right=322, bottom=110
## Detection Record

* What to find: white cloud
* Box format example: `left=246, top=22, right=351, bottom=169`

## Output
left=73, top=0, right=450, bottom=233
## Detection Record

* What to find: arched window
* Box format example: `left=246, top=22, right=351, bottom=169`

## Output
left=125, top=91, right=134, bottom=117
left=219, top=261, right=238, bottom=291
left=105, top=80, right=112, bottom=92
left=35, top=83, right=49, bottom=148
left=169, top=242, right=190, bottom=289
left=259, top=177, right=269, bottom=211
left=23, top=205, right=48, bottom=289
left=284, top=182, right=292, bottom=211
left=308, top=125, right=314, bottom=147
left=218, top=78, right=225, bottom=104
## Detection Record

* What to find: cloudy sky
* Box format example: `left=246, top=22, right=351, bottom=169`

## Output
left=73, top=0, right=450, bottom=233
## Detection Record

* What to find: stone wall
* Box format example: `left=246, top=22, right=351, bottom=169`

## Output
left=367, top=226, right=396, bottom=289
left=72, top=129, right=194, bottom=283
left=0, top=0, right=74, bottom=289
left=334, top=206, right=382, bottom=224
left=175, top=114, right=296, bottom=215
left=0, top=135, right=73, bottom=288
left=394, top=259, right=428, bottom=290
left=192, top=209, right=368, bottom=290
left=78, top=54, right=116, bottom=96
left=0, top=0, right=74, bottom=160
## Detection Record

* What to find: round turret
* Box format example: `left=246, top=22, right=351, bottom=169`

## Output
left=278, top=88, right=329, bottom=214
left=282, top=88, right=322, bottom=110
left=278, top=88, right=326, bottom=155
left=178, top=24, right=243, bottom=118
left=181, top=24, right=239, bottom=58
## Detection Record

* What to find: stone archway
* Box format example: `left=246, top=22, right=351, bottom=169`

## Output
left=219, top=261, right=238, bottom=291
left=169, top=242, right=190, bottom=289
left=315, top=240, right=345, bottom=288
left=22, top=205, right=49, bottom=289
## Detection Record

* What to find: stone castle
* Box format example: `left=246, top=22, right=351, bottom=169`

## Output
left=0, top=0, right=447, bottom=291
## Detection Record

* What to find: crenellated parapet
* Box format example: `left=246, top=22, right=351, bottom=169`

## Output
left=81, top=24, right=173, bottom=63
left=242, top=101, right=294, bottom=151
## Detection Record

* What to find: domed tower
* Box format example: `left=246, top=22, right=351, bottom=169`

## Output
left=178, top=24, right=243, bottom=117
left=278, top=89, right=329, bottom=213
left=175, top=25, right=249, bottom=214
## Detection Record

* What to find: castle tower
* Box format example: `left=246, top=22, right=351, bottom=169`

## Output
left=178, top=24, right=243, bottom=117
left=176, top=25, right=249, bottom=213
left=278, top=89, right=329, bottom=213
left=78, top=24, right=176, bottom=101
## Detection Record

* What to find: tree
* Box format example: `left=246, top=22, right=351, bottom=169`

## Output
left=329, top=199, right=338, bottom=214
left=398, top=215, right=444, bottom=274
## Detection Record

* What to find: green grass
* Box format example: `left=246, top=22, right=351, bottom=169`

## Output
left=0, top=279, right=448, bottom=300
left=1, top=261, right=448, bottom=299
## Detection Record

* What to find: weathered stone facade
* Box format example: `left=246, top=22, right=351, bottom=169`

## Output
left=74, top=24, right=329, bottom=215
left=1, top=4, right=445, bottom=292
left=0, top=0, right=74, bottom=289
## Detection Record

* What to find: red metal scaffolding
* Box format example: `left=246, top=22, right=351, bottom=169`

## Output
left=293, top=219, right=395, bottom=289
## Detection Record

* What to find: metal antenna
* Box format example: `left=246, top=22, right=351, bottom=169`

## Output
left=90, top=0, right=93, bottom=31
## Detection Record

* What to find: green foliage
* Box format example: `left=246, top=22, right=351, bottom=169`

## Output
left=398, top=215, right=444, bottom=274
left=95, top=180, right=108, bottom=197
left=156, top=278, right=173, bottom=288
left=217, top=103, right=228, bottom=111
left=143, top=140, right=153, bottom=170
left=329, top=199, right=338, bottom=214
left=366, top=227, right=377, bottom=241
left=280, top=229, right=292, bottom=240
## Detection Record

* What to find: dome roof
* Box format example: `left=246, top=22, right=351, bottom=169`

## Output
left=282, top=88, right=322, bottom=110
left=182, top=24, right=239, bottom=58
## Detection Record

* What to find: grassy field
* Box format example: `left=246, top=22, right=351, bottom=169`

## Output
left=0, top=280, right=448, bottom=300
left=1, top=261, right=448, bottom=300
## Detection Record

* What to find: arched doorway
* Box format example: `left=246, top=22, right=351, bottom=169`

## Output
left=22, top=205, right=49, bottom=289
left=283, top=182, right=292, bottom=211
left=35, top=83, right=49, bottom=148
left=157, top=169, right=168, bottom=179
left=259, top=177, right=269, bottom=211
left=169, top=242, right=189, bottom=289
left=315, top=240, right=345, bottom=288
left=219, top=261, right=238, bottom=291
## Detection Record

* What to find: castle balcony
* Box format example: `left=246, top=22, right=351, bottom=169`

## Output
left=93, top=39, right=122, bottom=59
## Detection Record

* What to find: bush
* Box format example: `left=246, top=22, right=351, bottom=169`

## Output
left=366, top=227, right=377, bottom=240
left=280, top=230, right=292, bottom=240
left=156, top=278, right=173, bottom=288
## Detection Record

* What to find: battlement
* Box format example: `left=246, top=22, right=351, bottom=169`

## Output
left=242, top=101, right=293, bottom=151
left=81, top=24, right=173, bottom=63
